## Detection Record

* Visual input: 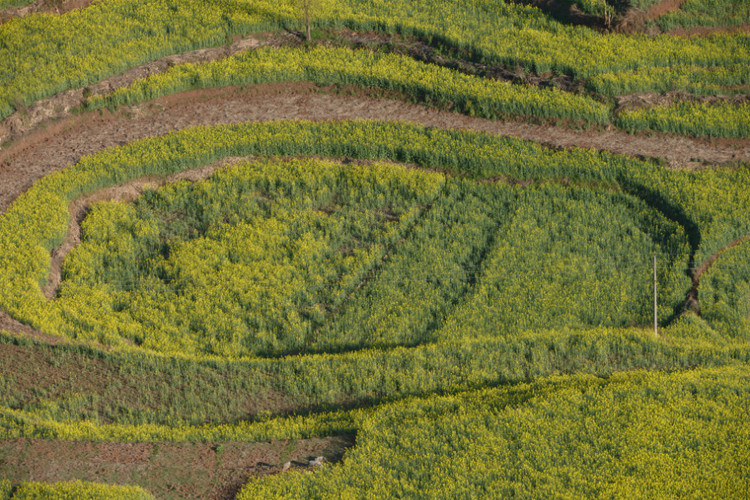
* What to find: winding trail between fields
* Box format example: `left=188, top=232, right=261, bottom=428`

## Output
left=668, top=23, right=750, bottom=36
left=2, top=84, right=749, bottom=216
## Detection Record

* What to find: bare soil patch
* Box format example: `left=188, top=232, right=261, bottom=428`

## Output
left=0, top=434, right=355, bottom=499
left=1, top=84, right=748, bottom=219
left=0, top=31, right=294, bottom=148
left=616, top=0, right=750, bottom=36
left=0, top=0, right=94, bottom=23
left=646, top=0, right=686, bottom=20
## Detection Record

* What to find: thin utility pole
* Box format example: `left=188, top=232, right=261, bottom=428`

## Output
left=304, top=2, right=311, bottom=42
left=653, top=255, right=658, bottom=337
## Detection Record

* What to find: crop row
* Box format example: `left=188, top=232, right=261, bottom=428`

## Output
left=0, top=0, right=32, bottom=9
left=2, top=0, right=749, bottom=121
left=616, top=102, right=750, bottom=137
left=89, top=45, right=750, bottom=138
left=0, top=0, right=282, bottom=119
left=589, top=64, right=750, bottom=96
left=302, top=0, right=750, bottom=80
left=575, top=0, right=616, bottom=19
left=2, top=353, right=749, bottom=444
left=235, top=365, right=750, bottom=499
left=89, top=46, right=610, bottom=124
left=617, top=101, right=750, bottom=138
left=3, top=320, right=748, bottom=433
left=1, top=121, right=748, bottom=354
left=2, top=365, right=747, bottom=497
left=58, top=161, right=689, bottom=357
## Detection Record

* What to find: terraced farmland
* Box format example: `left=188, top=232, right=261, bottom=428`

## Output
left=0, top=0, right=748, bottom=498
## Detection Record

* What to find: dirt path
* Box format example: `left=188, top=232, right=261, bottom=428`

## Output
left=0, top=0, right=94, bottom=23
left=0, top=435, right=354, bottom=499
left=645, top=0, right=686, bottom=21
left=2, top=84, right=748, bottom=217
left=0, top=33, right=281, bottom=147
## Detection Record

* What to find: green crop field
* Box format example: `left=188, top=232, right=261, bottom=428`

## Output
left=0, top=0, right=748, bottom=498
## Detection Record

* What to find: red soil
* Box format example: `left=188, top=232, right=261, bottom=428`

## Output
left=0, top=0, right=95, bottom=23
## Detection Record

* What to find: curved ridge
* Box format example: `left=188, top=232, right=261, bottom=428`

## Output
left=686, top=233, right=750, bottom=312
left=2, top=85, right=748, bottom=217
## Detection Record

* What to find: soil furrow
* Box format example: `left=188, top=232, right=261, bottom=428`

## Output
left=615, top=91, right=750, bottom=114
left=1, top=85, right=748, bottom=218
